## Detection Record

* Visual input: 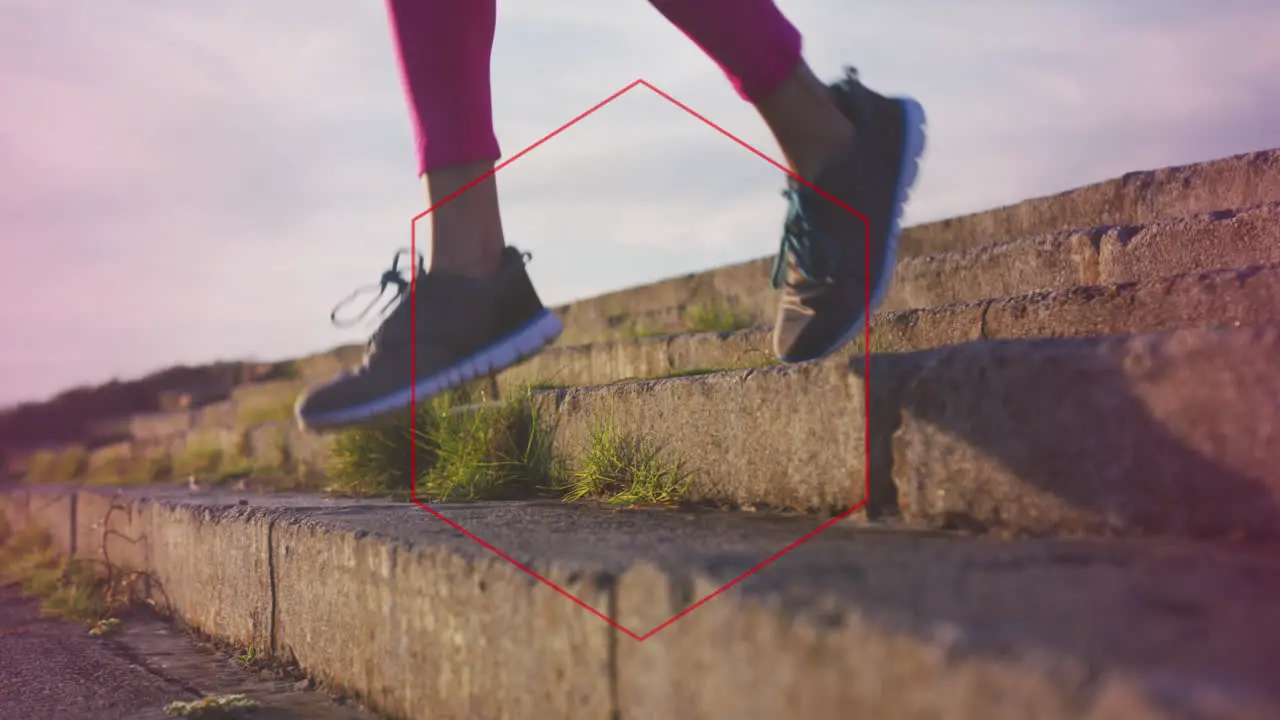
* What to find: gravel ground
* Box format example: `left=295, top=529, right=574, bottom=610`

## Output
left=0, top=583, right=380, bottom=720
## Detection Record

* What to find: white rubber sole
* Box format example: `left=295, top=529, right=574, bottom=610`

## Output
left=796, top=96, right=928, bottom=363
left=300, top=309, right=563, bottom=430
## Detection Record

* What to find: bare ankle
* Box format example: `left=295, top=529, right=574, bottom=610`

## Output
left=755, top=61, right=855, bottom=181
left=423, top=162, right=506, bottom=279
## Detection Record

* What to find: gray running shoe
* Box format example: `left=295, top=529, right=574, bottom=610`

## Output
left=771, top=67, right=927, bottom=363
left=295, top=246, right=561, bottom=431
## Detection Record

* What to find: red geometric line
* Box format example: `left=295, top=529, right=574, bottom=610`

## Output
left=405, top=78, right=873, bottom=641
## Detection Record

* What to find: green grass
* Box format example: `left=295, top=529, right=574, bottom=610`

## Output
left=326, top=389, right=563, bottom=502
left=563, top=412, right=692, bottom=506
left=847, top=331, right=896, bottom=356
left=83, top=452, right=173, bottom=487
left=415, top=393, right=562, bottom=501
left=325, top=409, right=419, bottom=499
left=684, top=300, right=755, bottom=334
left=21, top=450, right=58, bottom=484
left=22, top=443, right=179, bottom=488
left=235, top=398, right=295, bottom=427
left=172, top=437, right=225, bottom=478
left=305, top=382, right=696, bottom=508
left=653, top=367, right=723, bottom=379
left=0, top=526, right=116, bottom=624
left=620, top=323, right=666, bottom=341
left=22, top=445, right=90, bottom=484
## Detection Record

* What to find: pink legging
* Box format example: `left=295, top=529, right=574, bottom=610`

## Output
left=385, top=0, right=803, bottom=175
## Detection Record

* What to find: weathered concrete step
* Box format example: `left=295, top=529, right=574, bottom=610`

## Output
left=500, top=261, right=1280, bottom=393
left=526, top=324, right=1280, bottom=541
left=5, top=487, right=1279, bottom=719
left=883, top=202, right=1280, bottom=312
left=552, top=149, right=1280, bottom=345
left=896, top=148, right=1280, bottom=257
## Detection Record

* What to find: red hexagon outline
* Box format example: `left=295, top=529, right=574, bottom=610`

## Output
left=405, top=78, right=873, bottom=641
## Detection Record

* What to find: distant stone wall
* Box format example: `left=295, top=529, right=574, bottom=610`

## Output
left=128, top=409, right=194, bottom=443
left=127, top=378, right=308, bottom=445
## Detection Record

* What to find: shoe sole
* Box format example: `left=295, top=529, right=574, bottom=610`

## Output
left=297, top=309, right=563, bottom=431
left=779, top=96, right=928, bottom=364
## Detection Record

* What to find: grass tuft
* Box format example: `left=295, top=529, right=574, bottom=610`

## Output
left=235, top=397, right=296, bottom=428
left=326, top=388, right=564, bottom=502
left=564, top=412, right=692, bottom=506
left=325, top=408, right=419, bottom=499
left=172, top=439, right=223, bottom=479
left=684, top=300, right=755, bottom=334
left=414, top=392, right=562, bottom=502
left=0, top=527, right=115, bottom=624
left=22, top=445, right=90, bottom=484
left=620, top=323, right=666, bottom=341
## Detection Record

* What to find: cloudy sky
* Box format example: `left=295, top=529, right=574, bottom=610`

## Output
left=2, top=0, right=1279, bottom=407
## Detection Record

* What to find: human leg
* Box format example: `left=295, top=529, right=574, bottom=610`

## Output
left=651, top=0, right=927, bottom=362
left=387, top=0, right=505, bottom=277
left=295, top=0, right=561, bottom=431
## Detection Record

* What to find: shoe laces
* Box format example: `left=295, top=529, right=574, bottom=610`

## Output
left=770, top=183, right=837, bottom=290
left=769, top=65, right=863, bottom=291
left=329, top=248, right=425, bottom=329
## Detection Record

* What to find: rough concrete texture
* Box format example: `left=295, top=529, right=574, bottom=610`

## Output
left=7, top=489, right=620, bottom=720
left=150, top=502, right=276, bottom=651
left=1099, top=205, right=1280, bottom=283
left=874, top=262, right=1280, bottom=356
left=270, top=517, right=614, bottom=720
left=547, top=151, right=1280, bottom=344
left=522, top=323, right=1280, bottom=538
left=895, top=325, right=1280, bottom=539
left=533, top=361, right=875, bottom=513
left=499, top=262, right=1280, bottom=395
left=883, top=228, right=1103, bottom=312
left=882, top=202, right=1280, bottom=311
left=6, top=488, right=1280, bottom=719
left=975, top=263, right=1280, bottom=341
left=898, top=148, right=1280, bottom=256
left=531, top=356, right=929, bottom=516
left=615, top=538, right=1280, bottom=720
left=553, top=256, right=774, bottom=347
left=0, top=583, right=379, bottom=720
left=497, top=327, right=776, bottom=394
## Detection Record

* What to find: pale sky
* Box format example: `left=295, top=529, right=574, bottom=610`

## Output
left=2, top=0, right=1279, bottom=407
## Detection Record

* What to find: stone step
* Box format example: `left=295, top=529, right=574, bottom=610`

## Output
left=499, top=261, right=1280, bottom=394
left=102, top=259, right=1280, bottom=496
left=551, top=149, right=1280, bottom=345
left=883, top=202, right=1280, bottom=312
left=523, top=324, right=1280, bottom=541
left=5, top=487, right=1277, bottom=720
